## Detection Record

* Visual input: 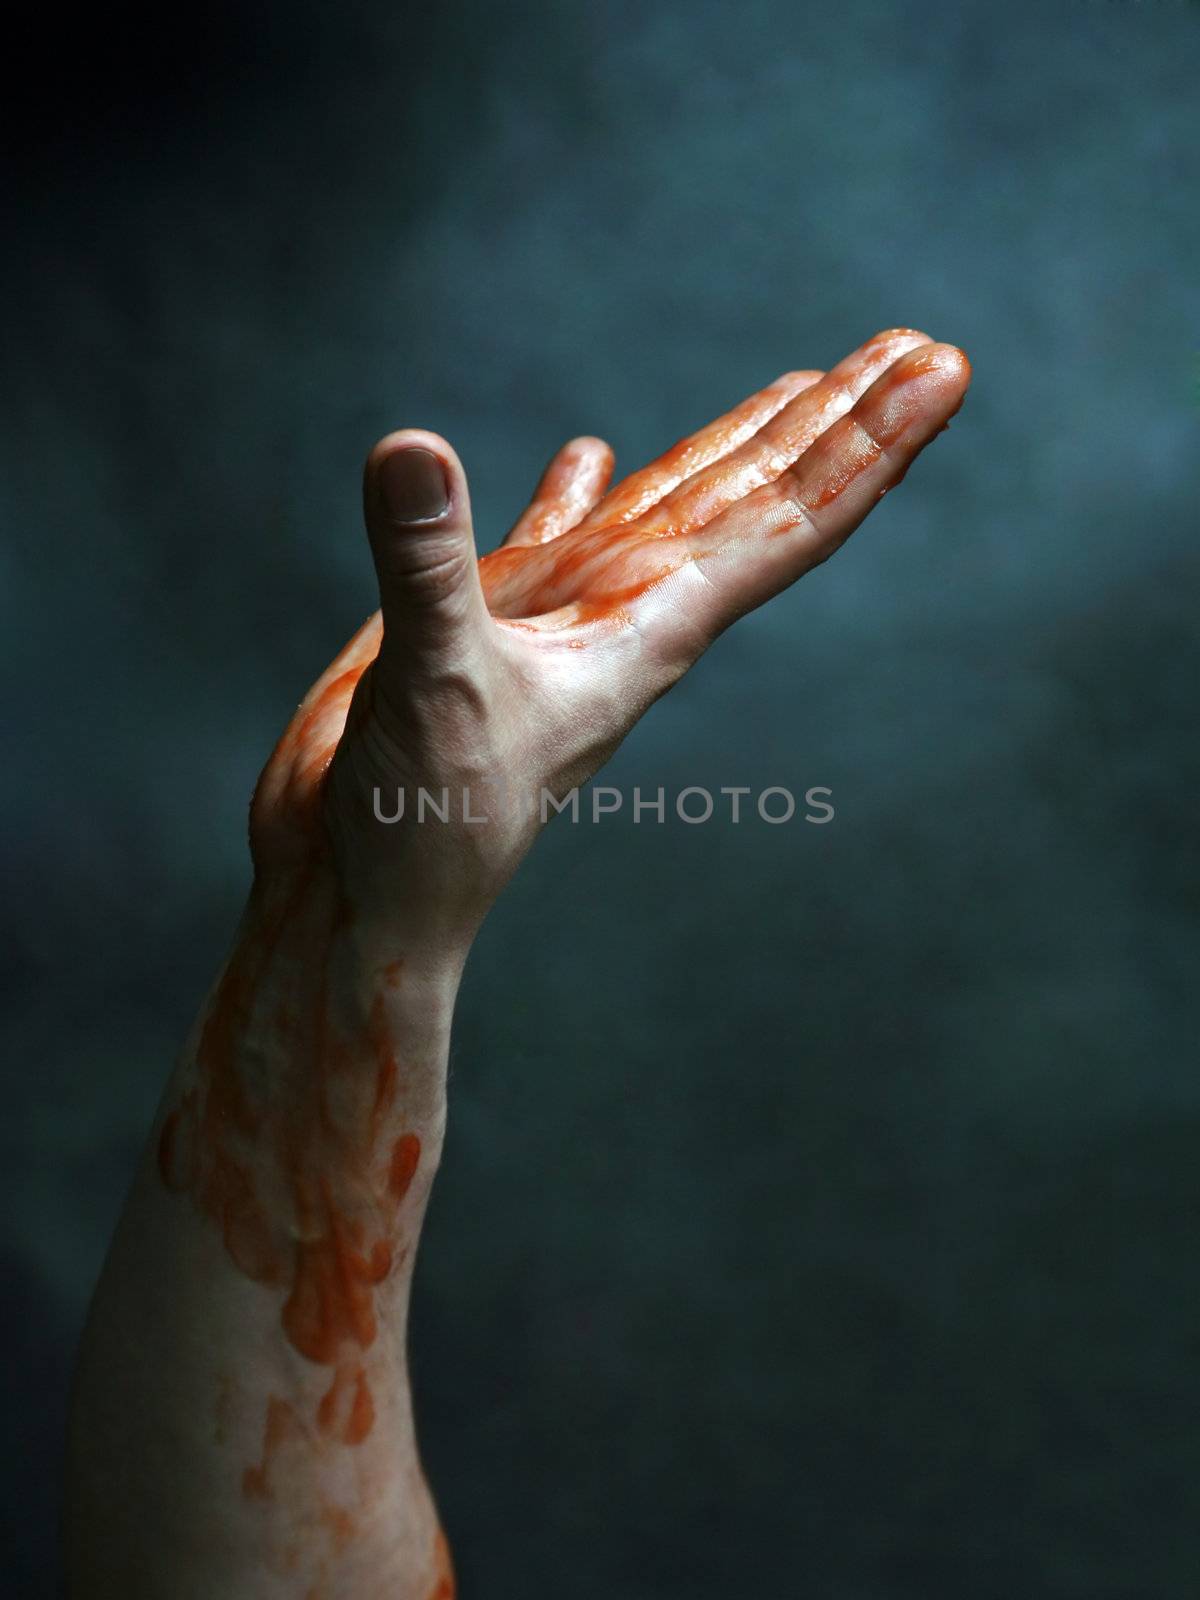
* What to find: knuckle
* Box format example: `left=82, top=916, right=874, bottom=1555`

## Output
left=381, top=536, right=472, bottom=610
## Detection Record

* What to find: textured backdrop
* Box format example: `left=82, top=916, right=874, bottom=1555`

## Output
left=3, top=2, right=1199, bottom=1595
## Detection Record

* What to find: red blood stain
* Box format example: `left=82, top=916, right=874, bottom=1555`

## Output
left=429, top=1528, right=456, bottom=1600
left=242, top=1396, right=300, bottom=1502
left=316, top=1364, right=376, bottom=1446
left=388, top=1133, right=421, bottom=1203
left=319, top=1503, right=357, bottom=1550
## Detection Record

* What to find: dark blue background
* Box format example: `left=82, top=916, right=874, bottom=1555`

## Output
left=4, top=2, right=1199, bottom=1594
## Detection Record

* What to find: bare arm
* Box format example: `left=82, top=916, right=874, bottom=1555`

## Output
left=65, top=330, right=970, bottom=1598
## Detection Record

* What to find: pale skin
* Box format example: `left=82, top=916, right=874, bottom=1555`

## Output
left=64, top=329, right=971, bottom=1598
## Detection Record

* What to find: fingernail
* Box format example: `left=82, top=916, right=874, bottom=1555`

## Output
left=379, top=448, right=449, bottom=523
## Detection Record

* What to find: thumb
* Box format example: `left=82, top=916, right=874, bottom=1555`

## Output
left=363, top=430, right=489, bottom=671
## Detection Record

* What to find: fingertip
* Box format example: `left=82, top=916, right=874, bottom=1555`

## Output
left=859, top=340, right=973, bottom=451
left=776, top=368, right=825, bottom=388
left=562, top=435, right=616, bottom=472
left=872, top=325, right=933, bottom=344
left=889, top=340, right=972, bottom=398
left=831, top=328, right=936, bottom=392
left=365, top=430, right=467, bottom=526
left=934, top=342, right=972, bottom=391
left=366, top=427, right=456, bottom=480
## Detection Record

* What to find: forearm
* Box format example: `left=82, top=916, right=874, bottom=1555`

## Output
left=65, top=863, right=463, bottom=1599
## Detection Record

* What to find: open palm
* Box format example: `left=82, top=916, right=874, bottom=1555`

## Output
left=248, top=328, right=969, bottom=947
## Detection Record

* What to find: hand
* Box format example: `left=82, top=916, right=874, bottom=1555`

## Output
left=251, top=329, right=970, bottom=957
